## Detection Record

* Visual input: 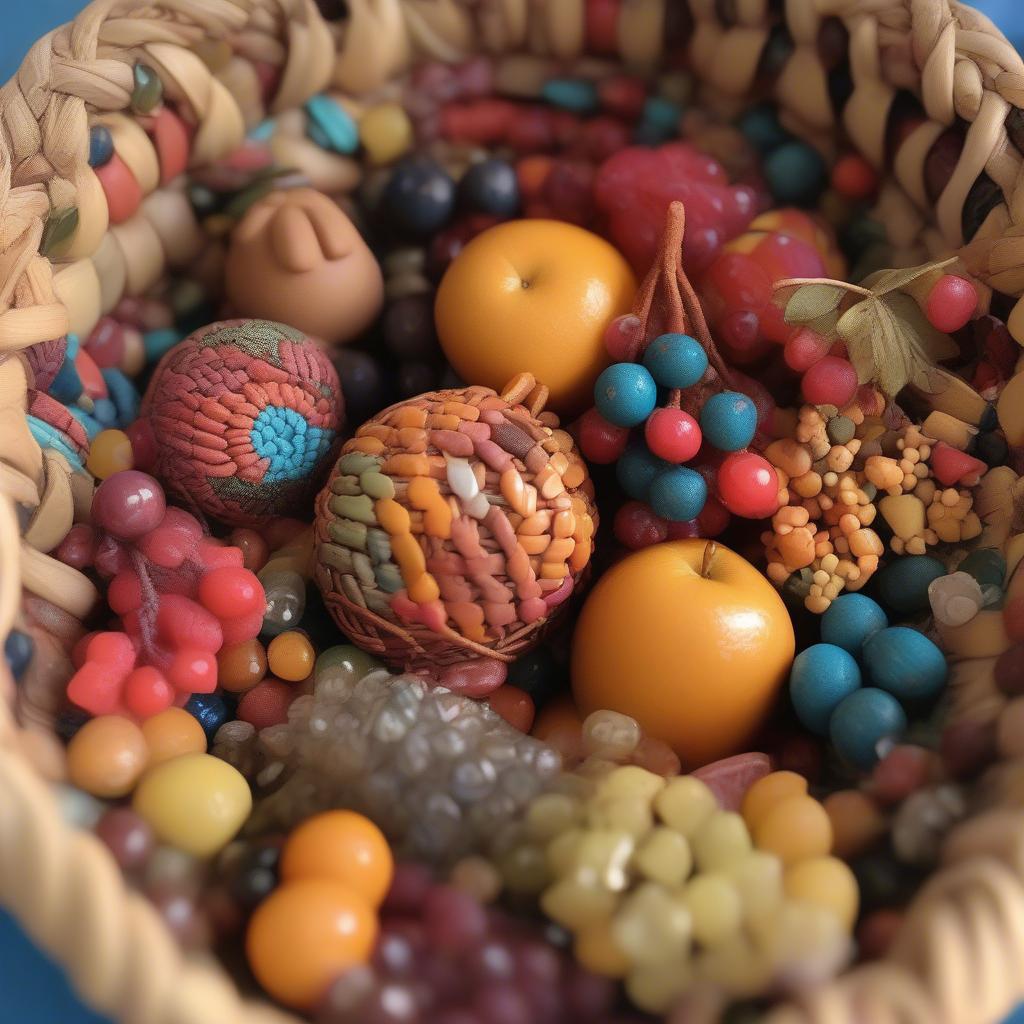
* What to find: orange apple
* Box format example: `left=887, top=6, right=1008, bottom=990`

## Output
left=434, top=219, right=637, bottom=415
left=571, top=539, right=795, bottom=769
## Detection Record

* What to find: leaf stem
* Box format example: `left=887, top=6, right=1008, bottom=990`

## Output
left=772, top=276, right=873, bottom=298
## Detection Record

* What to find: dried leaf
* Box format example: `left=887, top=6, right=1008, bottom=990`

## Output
left=784, top=283, right=846, bottom=326
left=860, top=256, right=957, bottom=297
left=882, top=291, right=959, bottom=365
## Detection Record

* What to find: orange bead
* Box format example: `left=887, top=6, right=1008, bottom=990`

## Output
left=140, top=707, right=207, bottom=765
left=487, top=684, right=535, bottom=733
left=823, top=789, right=887, bottom=860
left=753, top=794, right=833, bottom=865
left=246, top=879, right=378, bottom=1009
left=86, top=429, right=134, bottom=480
left=218, top=639, right=268, bottom=693
left=831, top=153, right=879, bottom=200
left=281, top=810, right=393, bottom=907
left=740, top=770, right=808, bottom=833
left=267, top=631, right=315, bottom=683
left=229, top=528, right=270, bottom=572
left=67, top=715, right=149, bottom=797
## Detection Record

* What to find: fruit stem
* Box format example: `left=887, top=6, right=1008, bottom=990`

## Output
left=701, top=540, right=718, bottom=580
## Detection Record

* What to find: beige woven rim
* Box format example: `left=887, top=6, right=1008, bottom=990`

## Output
left=3, top=1, right=1024, bottom=1022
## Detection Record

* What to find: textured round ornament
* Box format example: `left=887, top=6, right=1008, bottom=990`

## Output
left=140, top=320, right=343, bottom=526
left=313, top=373, right=597, bottom=682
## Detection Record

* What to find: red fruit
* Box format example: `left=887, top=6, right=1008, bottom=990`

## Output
left=644, top=408, right=702, bottom=463
left=67, top=661, right=128, bottom=716
left=784, top=327, right=831, bottom=371
left=716, top=451, right=780, bottom=519
left=603, top=314, right=643, bottom=361
left=197, top=537, right=246, bottom=571
left=1005, top=595, right=1024, bottom=643
left=577, top=407, right=629, bottom=464
left=167, top=648, right=218, bottom=694
left=717, top=310, right=765, bottom=362
left=94, top=535, right=131, bottom=577
left=929, top=442, right=987, bottom=487
left=108, top=570, right=144, bottom=615
left=237, top=678, right=295, bottom=729
left=700, top=252, right=772, bottom=325
left=198, top=567, right=264, bottom=618
left=123, top=666, right=175, bottom=718
left=665, top=518, right=702, bottom=539
left=697, top=495, right=731, bottom=537
left=613, top=501, right=668, bottom=550
left=925, top=274, right=976, bottom=333
left=87, top=630, right=138, bottom=670
left=801, top=355, right=858, bottom=407
left=156, top=594, right=223, bottom=653
left=137, top=507, right=202, bottom=569
left=72, top=631, right=100, bottom=669
left=830, top=153, right=879, bottom=200
left=220, top=609, right=267, bottom=647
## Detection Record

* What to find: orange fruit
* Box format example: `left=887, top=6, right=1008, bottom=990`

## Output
left=246, top=879, right=377, bottom=1009
left=140, top=707, right=207, bottom=766
left=67, top=715, right=149, bottom=798
left=571, top=540, right=795, bottom=769
left=434, top=219, right=637, bottom=415
left=280, top=810, right=394, bottom=907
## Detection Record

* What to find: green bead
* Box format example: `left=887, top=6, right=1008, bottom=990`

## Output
left=359, top=469, right=395, bottom=499
left=222, top=179, right=276, bottom=221
left=339, top=452, right=380, bottom=475
left=131, top=64, right=163, bottom=114
left=331, top=494, right=377, bottom=524
left=40, top=207, right=79, bottom=256
left=957, top=547, right=1006, bottom=588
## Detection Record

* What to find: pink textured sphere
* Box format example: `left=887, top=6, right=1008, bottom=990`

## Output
left=140, top=320, right=343, bottom=526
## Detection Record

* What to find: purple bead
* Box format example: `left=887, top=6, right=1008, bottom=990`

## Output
left=423, top=885, right=488, bottom=953
left=94, top=807, right=155, bottom=871
left=473, top=985, right=530, bottom=1024
left=92, top=470, right=166, bottom=539
left=383, top=862, right=434, bottom=914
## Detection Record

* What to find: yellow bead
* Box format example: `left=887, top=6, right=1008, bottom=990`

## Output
left=133, top=753, right=251, bottom=857
left=740, top=770, right=808, bottom=832
left=726, top=851, right=784, bottom=927
left=784, top=856, right=859, bottom=930
left=526, top=792, right=582, bottom=842
left=141, top=707, right=207, bottom=765
left=540, top=877, right=617, bottom=930
left=691, top=811, right=752, bottom=871
left=653, top=775, right=717, bottom=837
left=267, top=630, right=315, bottom=682
left=625, top=960, right=693, bottom=1014
left=753, top=794, right=833, bottom=865
left=595, top=764, right=665, bottom=802
left=574, top=919, right=631, bottom=977
left=359, top=103, right=414, bottom=165
left=586, top=794, right=653, bottom=837
left=86, top=428, right=133, bottom=479
left=632, top=827, right=692, bottom=887
left=681, top=873, right=743, bottom=947
left=611, top=882, right=691, bottom=965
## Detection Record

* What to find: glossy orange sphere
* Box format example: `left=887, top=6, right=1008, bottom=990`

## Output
left=140, top=707, right=207, bottom=766
left=246, top=879, right=378, bottom=1009
left=67, top=715, right=149, bottom=797
left=435, top=219, right=637, bottom=415
left=571, top=540, right=795, bottom=769
left=280, top=810, right=394, bottom=907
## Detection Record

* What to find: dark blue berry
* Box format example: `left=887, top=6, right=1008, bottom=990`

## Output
left=459, top=159, right=521, bottom=217
left=4, top=630, right=33, bottom=682
left=384, top=158, right=457, bottom=236
left=974, top=430, right=1008, bottom=467
left=88, top=125, right=114, bottom=168
left=184, top=693, right=230, bottom=743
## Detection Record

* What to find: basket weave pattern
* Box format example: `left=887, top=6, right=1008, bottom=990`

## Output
left=2, top=1, right=1024, bottom=1022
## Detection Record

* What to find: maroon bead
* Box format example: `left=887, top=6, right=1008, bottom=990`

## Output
left=940, top=716, right=997, bottom=779
left=995, top=642, right=1024, bottom=696
left=95, top=807, right=155, bottom=872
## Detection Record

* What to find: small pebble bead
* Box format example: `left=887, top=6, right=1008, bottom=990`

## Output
left=141, top=707, right=208, bottom=764
left=691, top=811, right=752, bottom=870
left=829, top=688, right=907, bottom=770
left=740, top=771, right=808, bottom=833
left=788, top=643, right=862, bottom=735
left=875, top=556, right=946, bottom=615
left=699, top=392, right=758, bottom=452
left=654, top=776, right=718, bottom=836
left=133, top=753, right=251, bottom=857
left=67, top=715, right=149, bottom=798
left=281, top=810, right=394, bottom=907
left=229, top=528, right=270, bottom=572
left=738, top=105, right=789, bottom=152
left=95, top=807, right=156, bottom=871
left=784, top=856, right=859, bottom=929
left=226, top=840, right=282, bottom=910
left=752, top=794, right=832, bottom=864
left=862, top=627, right=947, bottom=703
left=131, top=63, right=163, bottom=114
left=4, top=629, right=33, bottom=681
left=218, top=639, right=268, bottom=693
left=458, top=158, right=521, bottom=217
left=359, top=103, right=414, bottom=165
left=247, top=879, right=378, bottom=1010
left=261, top=570, right=306, bottom=636
left=870, top=744, right=935, bottom=804
left=86, top=428, right=134, bottom=479
left=594, top=363, right=658, bottom=427
left=683, top=873, right=743, bottom=946
left=642, top=333, right=708, bottom=389
left=820, top=593, right=888, bottom=654
left=268, top=630, right=316, bottom=682
left=88, top=124, right=115, bottom=168
left=315, top=645, right=383, bottom=689
left=822, top=790, right=886, bottom=859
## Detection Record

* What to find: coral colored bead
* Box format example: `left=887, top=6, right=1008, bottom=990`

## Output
left=148, top=107, right=190, bottom=185
left=141, top=707, right=207, bottom=765
left=228, top=528, right=270, bottom=572
left=167, top=648, right=219, bottom=695
left=645, top=408, right=702, bottom=463
left=95, top=152, right=143, bottom=224
left=267, top=631, right=315, bottom=682
left=830, top=153, right=878, bottom=200
left=75, top=348, right=107, bottom=399
left=198, top=567, right=264, bottom=619
left=237, top=678, right=294, bottom=729
left=123, top=666, right=175, bottom=718
left=487, top=684, right=536, bottom=733
left=67, top=715, right=149, bottom=798
left=578, top=407, right=629, bottom=464
left=218, top=639, right=268, bottom=693
left=801, top=355, right=857, bottom=407
left=246, top=879, right=378, bottom=1010
left=86, top=428, right=134, bottom=479
left=925, top=275, right=977, bottom=333
left=753, top=793, right=833, bottom=864
left=281, top=810, right=394, bottom=907
left=716, top=451, right=779, bottom=519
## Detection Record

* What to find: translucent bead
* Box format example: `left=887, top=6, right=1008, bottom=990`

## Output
left=540, top=877, right=618, bottom=930
left=260, top=570, right=306, bottom=636
left=586, top=794, right=653, bottom=837
left=611, top=882, right=692, bottom=964
left=451, top=757, right=498, bottom=802
left=526, top=792, right=582, bottom=842
left=691, top=811, right=753, bottom=871
left=654, top=776, right=717, bottom=836
left=581, top=709, right=642, bottom=759
left=928, top=571, right=984, bottom=627
left=682, top=873, right=743, bottom=947
left=571, top=829, right=635, bottom=891
left=632, top=827, right=692, bottom=887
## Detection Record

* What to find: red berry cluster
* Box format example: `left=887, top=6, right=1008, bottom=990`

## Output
left=58, top=470, right=264, bottom=719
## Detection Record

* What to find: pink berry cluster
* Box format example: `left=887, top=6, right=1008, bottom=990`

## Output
left=57, top=470, right=264, bottom=719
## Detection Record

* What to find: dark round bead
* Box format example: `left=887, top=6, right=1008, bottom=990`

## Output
left=149, top=887, right=211, bottom=948
left=384, top=158, right=457, bottom=236
left=458, top=159, right=521, bottom=218
left=396, top=360, right=440, bottom=398
left=4, top=629, right=33, bottom=681
left=187, top=184, right=220, bottom=216
left=184, top=693, right=231, bottom=742
left=332, top=348, right=388, bottom=426
left=980, top=403, right=999, bottom=432
left=852, top=851, right=923, bottom=912
left=505, top=646, right=561, bottom=704
left=131, top=63, right=163, bottom=114
left=383, top=295, right=439, bottom=360
left=55, top=709, right=90, bottom=742
left=226, top=841, right=281, bottom=910
left=95, top=807, right=155, bottom=872
left=974, top=430, right=1008, bottom=467
left=88, top=125, right=115, bottom=168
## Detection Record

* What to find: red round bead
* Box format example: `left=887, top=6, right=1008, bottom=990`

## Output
left=123, top=666, right=175, bottom=718
left=716, top=451, right=780, bottom=519
left=783, top=327, right=831, bottom=372
left=801, top=355, right=858, bottom=407
left=613, top=501, right=668, bottom=550
left=198, top=566, right=264, bottom=619
left=830, top=153, right=879, bottom=200
left=577, top=407, right=629, bottom=464
left=644, top=407, right=702, bottom=463
left=168, top=648, right=219, bottom=695
left=925, top=274, right=977, bottom=333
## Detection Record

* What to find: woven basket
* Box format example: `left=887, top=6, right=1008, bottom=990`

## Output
left=4, top=1, right=1024, bottom=1022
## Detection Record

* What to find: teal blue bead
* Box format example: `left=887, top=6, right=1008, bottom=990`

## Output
left=69, top=406, right=102, bottom=441
left=26, top=416, right=84, bottom=472
left=829, top=687, right=907, bottom=771
left=248, top=119, right=277, bottom=143
left=789, top=643, right=862, bottom=736
left=101, top=368, right=140, bottom=425
left=957, top=548, right=1006, bottom=589
left=862, top=626, right=948, bottom=704
left=88, top=124, right=114, bottom=168
left=642, top=333, right=708, bottom=389
left=820, top=593, right=888, bottom=655
left=699, top=391, right=757, bottom=452
left=764, top=141, right=826, bottom=205
left=5, top=629, right=33, bottom=682
left=49, top=334, right=82, bottom=403
left=144, top=328, right=183, bottom=364
left=541, top=78, right=598, bottom=113
left=737, top=105, right=789, bottom=152
left=184, top=694, right=228, bottom=743
left=643, top=96, right=683, bottom=130
left=875, top=555, right=946, bottom=614
left=616, top=444, right=669, bottom=502
left=594, top=362, right=657, bottom=427
left=649, top=466, right=707, bottom=522
left=305, top=95, right=359, bottom=154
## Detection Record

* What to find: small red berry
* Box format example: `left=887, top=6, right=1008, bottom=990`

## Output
left=716, top=451, right=780, bottom=519
left=925, top=274, right=977, bottom=333
left=830, top=153, right=879, bottom=200
left=644, top=407, right=702, bottom=463
left=577, top=407, right=629, bottom=464
left=613, top=501, right=668, bottom=550
left=801, top=355, right=857, bottom=407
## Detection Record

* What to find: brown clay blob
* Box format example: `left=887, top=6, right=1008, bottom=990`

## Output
left=225, top=188, right=384, bottom=346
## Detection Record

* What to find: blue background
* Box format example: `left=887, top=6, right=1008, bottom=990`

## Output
left=4, top=1, right=1024, bottom=1022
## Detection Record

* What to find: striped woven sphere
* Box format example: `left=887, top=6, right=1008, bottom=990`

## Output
left=140, top=320, right=343, bottom=526
left=313, top=374, right=598, bottom=672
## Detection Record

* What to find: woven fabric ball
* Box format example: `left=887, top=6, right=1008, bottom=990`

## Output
left=313, top=373, right=597, bottom=672
left=140, top=320, right=343, bottom=526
